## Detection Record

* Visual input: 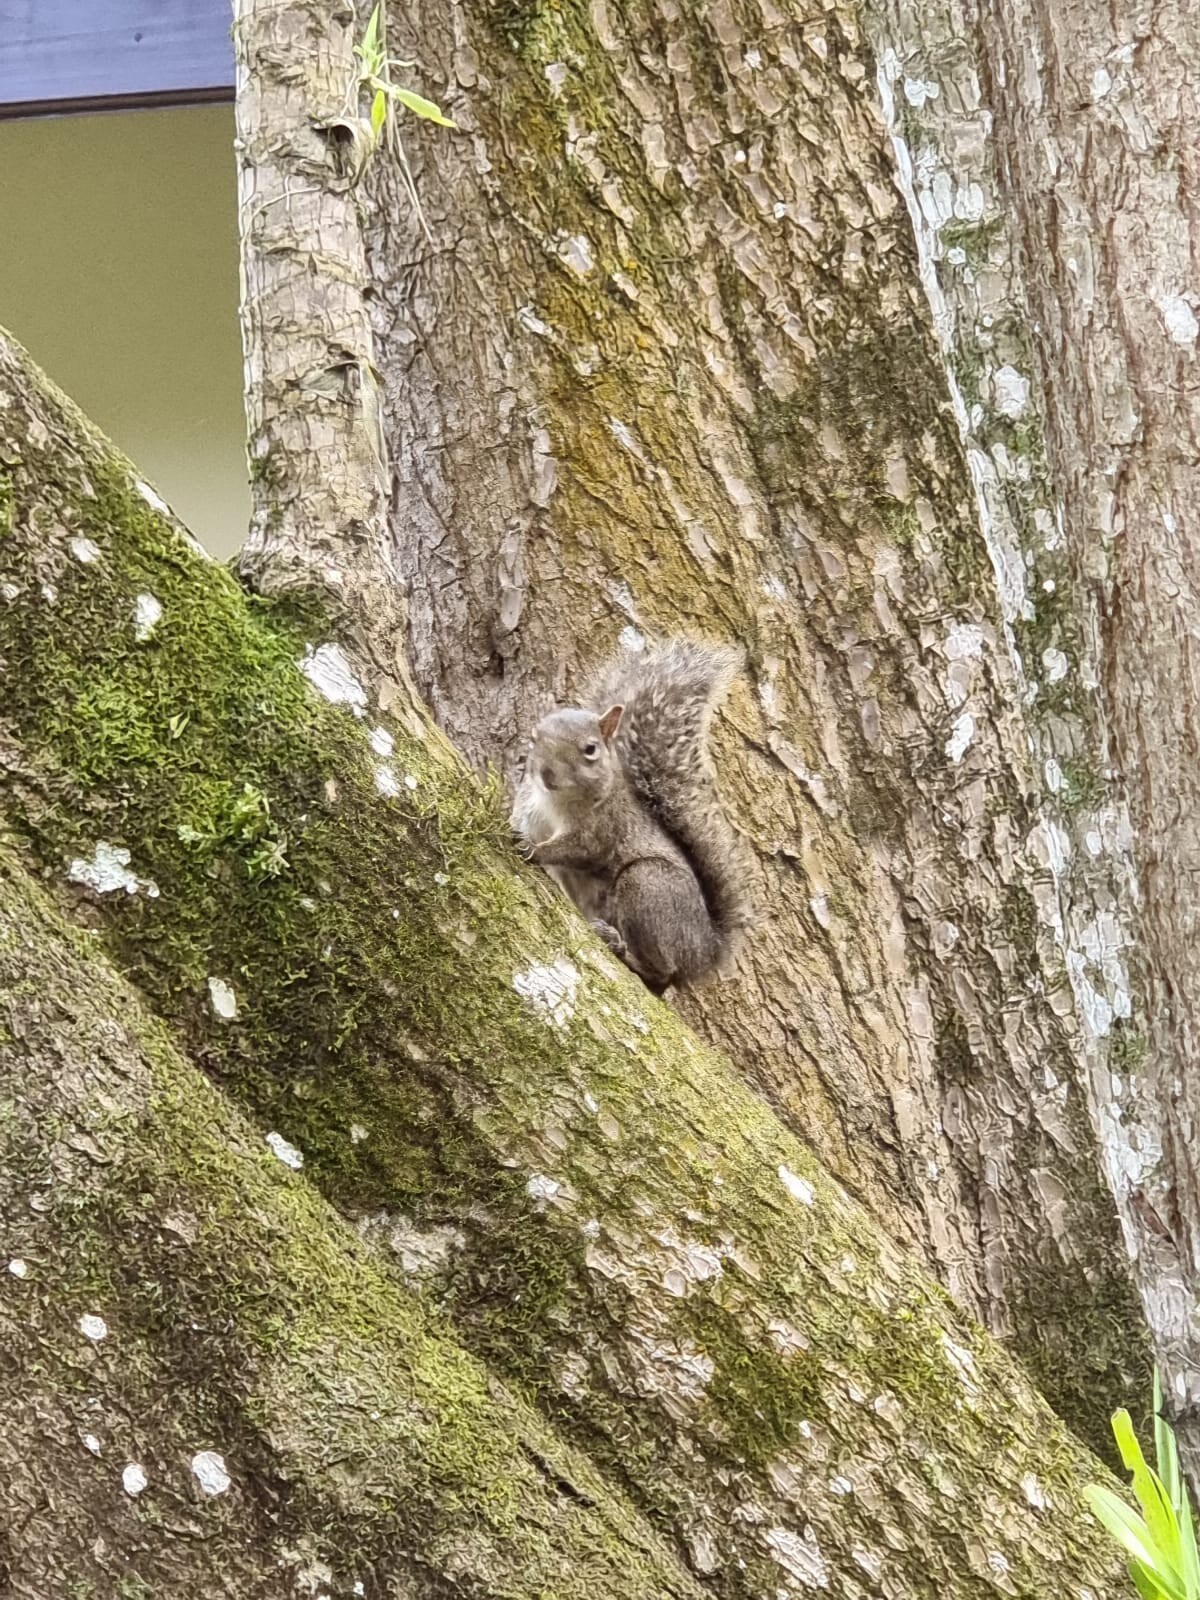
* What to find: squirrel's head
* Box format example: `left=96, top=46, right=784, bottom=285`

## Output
left=521, top=704, right=624, bottom=809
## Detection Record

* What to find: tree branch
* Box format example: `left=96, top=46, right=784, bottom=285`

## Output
left=0, top=843, right=704, bottom=1596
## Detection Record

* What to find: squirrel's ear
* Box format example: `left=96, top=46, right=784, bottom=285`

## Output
left=598, top=704, right=624, bottom=741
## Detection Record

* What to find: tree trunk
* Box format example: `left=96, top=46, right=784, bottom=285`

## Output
left=342, top=0, right=1148, bottom=1451
left=973, top=0, right=1200, bottom=1463
left=0, top=327, right=1125, bottom=1597
left=849, top=0, right=1200, bottom=1479
left=232, top=0, right=403, bottom=668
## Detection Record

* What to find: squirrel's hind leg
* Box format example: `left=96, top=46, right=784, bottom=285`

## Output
left=611, top=860, right=719, bottom=993
left=590, top=917, right=671, bottom=996
left=589, top=917, right=629, bottom=960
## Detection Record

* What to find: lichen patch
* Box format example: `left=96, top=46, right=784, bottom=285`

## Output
left=1159, top=293, right=1199, bottom=345
left=135, top=479, right=170, bottom=515
left=942, top=1334, right=979, bottom=1392
left=300, top=642, right=368, bottom=716
left=265, top=1131, right=304, bottom=1170
left=992, top=365, right=1031, bottom=418
left=945, top=713, right=975, bottom=763
left=779, top=1165, right=815, bottom=1205
left=191, top=1450, right=232, bottom=1496
left=207, top=976, right=238, bottom=1021
left=68, top=841, right=159, bottom=898
left=513, top=959, right=580, bottom=1027
left=134, top=592, right=163, bottom=640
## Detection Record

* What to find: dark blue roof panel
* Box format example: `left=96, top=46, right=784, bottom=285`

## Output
left=0, top=1, right=234, bottom=113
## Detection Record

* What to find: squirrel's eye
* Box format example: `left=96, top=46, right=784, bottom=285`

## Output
left=583, top=740, right=600, bottom=758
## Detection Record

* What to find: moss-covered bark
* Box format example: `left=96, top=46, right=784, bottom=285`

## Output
left=0, top=329, right=1128, bottom=1595
left=0, top=845, right=705, bottom=1598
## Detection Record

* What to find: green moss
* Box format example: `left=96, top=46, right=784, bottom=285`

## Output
left=1002, top=1152, right=1152, bottom=1467
left=951, top=347, right=985, bottom=412
left=0, top=854, right=706, bottom=1599
left=934, top=1008, right=975, bottom=1084
left=1059, top=757, right=1106, bottom=813
left=1109, top=1019, right=1148, bottom=1076
left=246, top=441, right=288, bottom=494
left=1014, top=569, right=1075, bottom=661
left=689, top=1297, right=827, bottom=1467
left=1000, top=882, right=1039, bottom=976
left=937, top=216, right=1006, bottom=266
left=876, top=499, right=922, bottom=556
left=485, top=0, right=573, bottom=62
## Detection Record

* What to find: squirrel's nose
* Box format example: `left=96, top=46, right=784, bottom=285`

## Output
left=540, top=767, right=559, bottom=791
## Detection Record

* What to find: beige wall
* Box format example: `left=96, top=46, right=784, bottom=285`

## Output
left=0, top=104, right=247, bottom=560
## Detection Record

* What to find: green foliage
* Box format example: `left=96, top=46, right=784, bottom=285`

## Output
left=355, top=4, right=456, bottom=134
left=1086, top=1373, right=1200, bottom=1599
left=177, top=781, right=290, bottom=881
left=331, top=3, right=457, bottom=237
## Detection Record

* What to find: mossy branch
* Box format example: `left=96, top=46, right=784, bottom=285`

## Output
left=0, top=845, right=704, bottom=1595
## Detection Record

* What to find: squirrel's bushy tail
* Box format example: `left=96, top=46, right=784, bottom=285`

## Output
left=587, top=636, right=754, bottom=971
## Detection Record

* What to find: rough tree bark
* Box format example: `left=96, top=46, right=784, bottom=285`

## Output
left=331, top=0, right=1150, bottom=1451
left=233, top=0, right=403, bottom=664
left=972, top=0, right=1200, bottom=1465
left=836, top=0, right=1200, bottom=1480
left=0, top=329, right=1125, bottom=1597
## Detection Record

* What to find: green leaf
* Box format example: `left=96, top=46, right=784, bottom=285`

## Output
left=1158, top=1401, right=1183, bottom=1513
left=391, top=86, right=457, bottom=128
left=1131, top=1560, right=1173, bottom=1600
left=1112, top=1410, right=1185, bottom=1587
left=361, top=4, right=380, bottom=59
left=1084, top=1484, right=1185, bottom=1600
left=370, top=88, right=387, bottom=141
left=1181, top=1519, right=1200, bottom=1600
left=1172, top=1460, right=1200, bottom=1596
left=1150, top=1373, right=1200, bottom=1598
left=1089, top=1380, right=1200, bottom=1600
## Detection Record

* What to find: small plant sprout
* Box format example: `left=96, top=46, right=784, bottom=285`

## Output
left=337, top=3, right=456, bottom=238
left=177, top=782, right=289, bottom=881
left=1084, top=1372, right=1200, bottom=1600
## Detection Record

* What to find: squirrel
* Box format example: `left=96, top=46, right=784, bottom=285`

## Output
left=509, top=637, right=753, bottom=995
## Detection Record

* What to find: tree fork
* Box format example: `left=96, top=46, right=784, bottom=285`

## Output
left=348, top=0, right=1149, bottom=1450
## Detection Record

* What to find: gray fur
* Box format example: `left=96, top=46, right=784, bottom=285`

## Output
left=510, top=637, right=753, bottom=993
